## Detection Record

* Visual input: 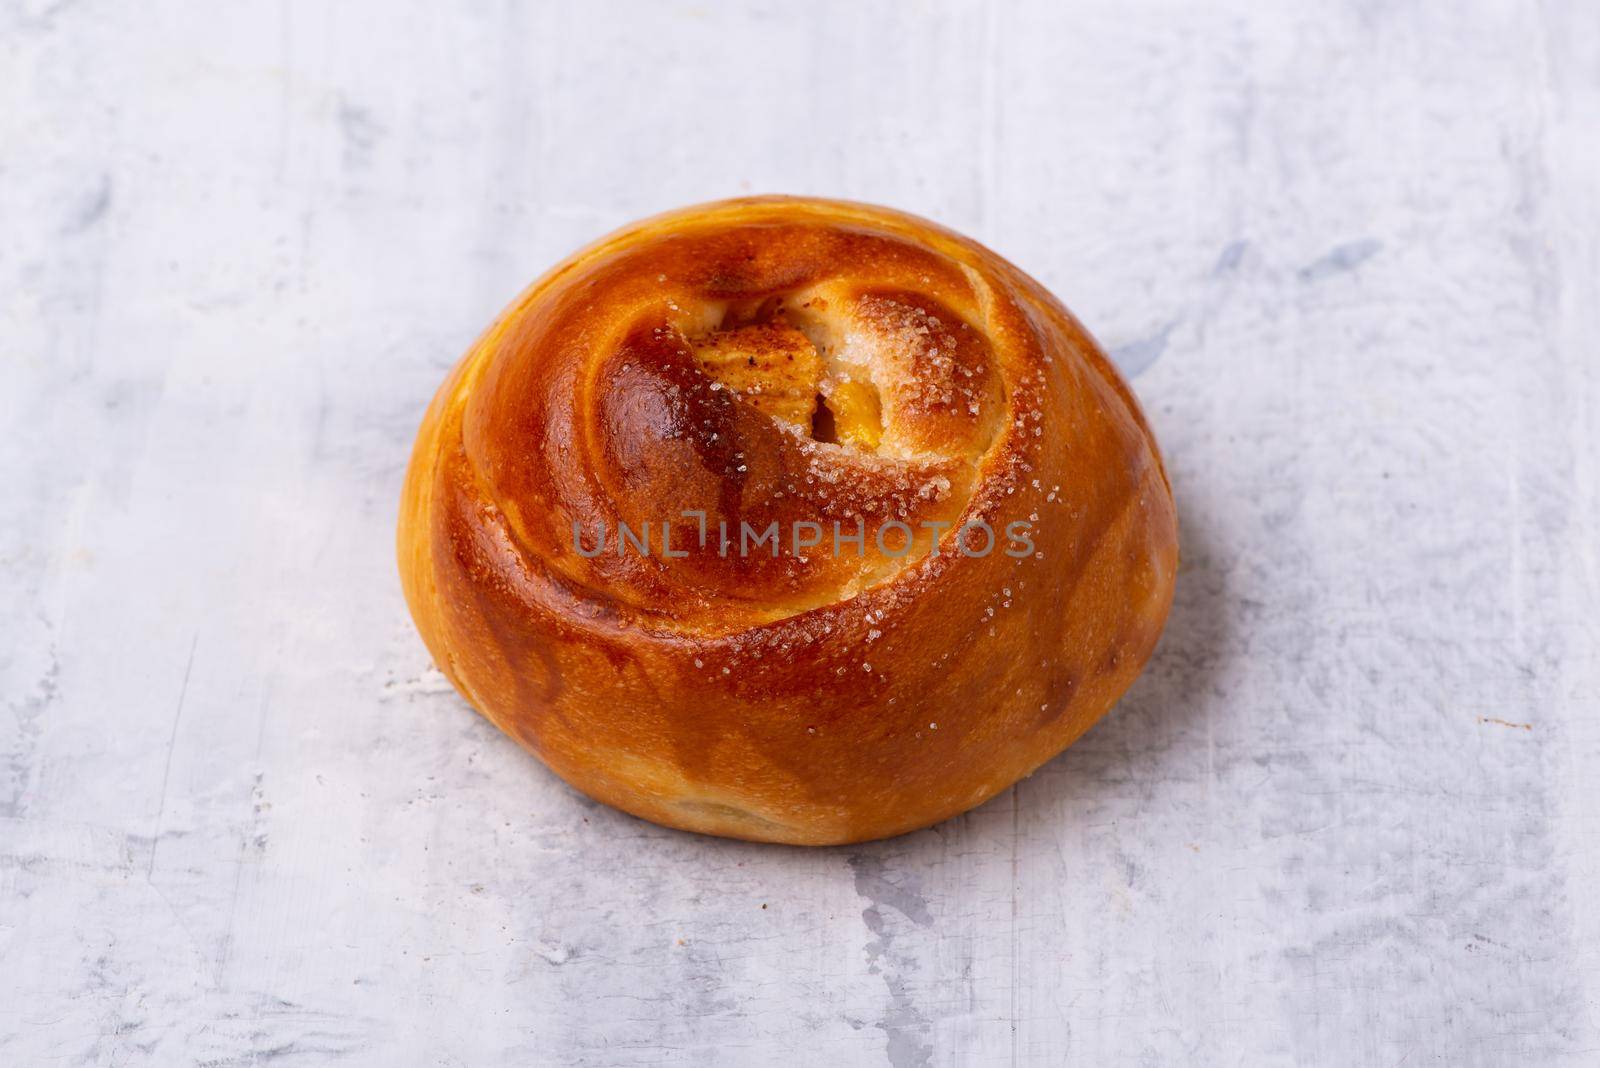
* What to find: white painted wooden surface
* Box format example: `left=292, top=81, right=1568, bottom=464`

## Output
left=4, top=1, right=1598, bottom=1064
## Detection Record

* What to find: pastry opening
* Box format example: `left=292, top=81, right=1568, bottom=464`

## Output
left=810, top=392, right=838, bottom=443
left=819, top=378, right=882, bottom=450
left=689, top=297, right=884, bottom=453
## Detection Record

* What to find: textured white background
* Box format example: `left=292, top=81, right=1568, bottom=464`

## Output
left=3, top=1, right=1598, bottom=1064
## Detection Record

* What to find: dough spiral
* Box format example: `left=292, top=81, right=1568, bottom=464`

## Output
left=398, top=196, right=1177, bottom=845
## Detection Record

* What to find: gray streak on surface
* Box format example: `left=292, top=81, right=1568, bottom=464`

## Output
left=1298, top=238, right=1383, bottom=281
left=61, top=173, right=111, bottom=234
left=850, top=853, right=934, bottom=1068
left=1109, top=320, right=1177, bottom=377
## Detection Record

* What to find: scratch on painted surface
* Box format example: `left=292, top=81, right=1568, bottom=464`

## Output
left=1478, top=716, right=1533, bottom=731
left=146, top=635, right=198, bottom=880
left=0, top=643, right=58, bottom=819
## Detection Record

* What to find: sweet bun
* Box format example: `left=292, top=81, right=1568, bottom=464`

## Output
left=397, top=196, right=1177, bottom=845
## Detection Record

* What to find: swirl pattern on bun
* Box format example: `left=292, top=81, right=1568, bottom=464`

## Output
left=398, top=197, right=1177, bottom=845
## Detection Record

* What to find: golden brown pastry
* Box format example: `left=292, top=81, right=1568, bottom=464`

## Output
left=397, top=196, right=1177, bottom=845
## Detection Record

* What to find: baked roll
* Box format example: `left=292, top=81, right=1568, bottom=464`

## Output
left=397, top=196, right=1177, bottom=845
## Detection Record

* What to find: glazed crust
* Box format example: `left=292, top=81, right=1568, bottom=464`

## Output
left=397, top=196, right=1178, bottom=845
